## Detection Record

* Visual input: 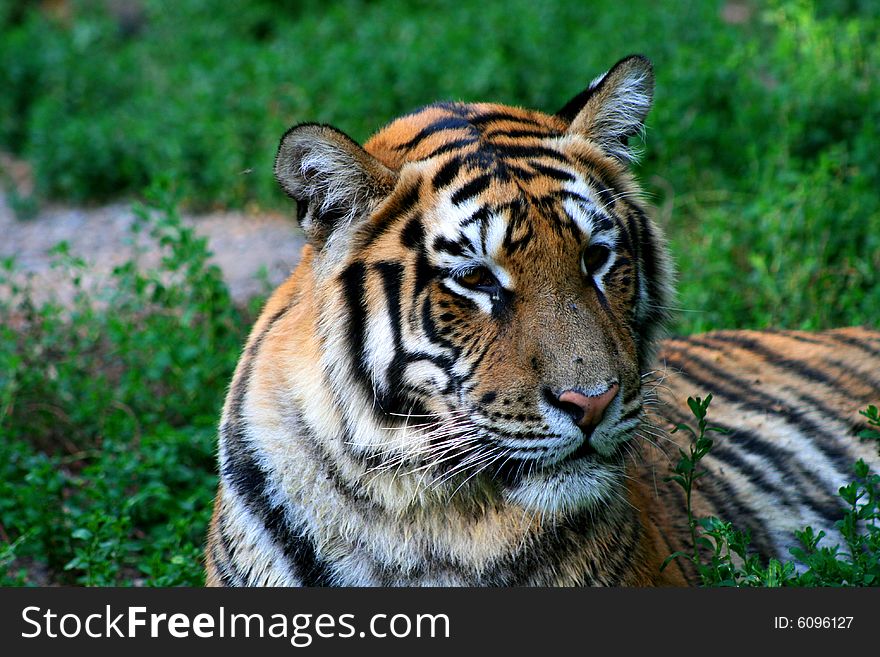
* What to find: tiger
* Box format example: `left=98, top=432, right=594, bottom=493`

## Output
left=204, top=55, right=880, bottom=586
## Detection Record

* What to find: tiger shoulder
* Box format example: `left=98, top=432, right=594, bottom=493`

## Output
left=205, top=55, right=880, bottom=586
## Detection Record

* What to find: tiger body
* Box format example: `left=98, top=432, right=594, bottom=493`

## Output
left=205, top=56, right=879, bottom=586
left=653, top=328, right=880, bottom=567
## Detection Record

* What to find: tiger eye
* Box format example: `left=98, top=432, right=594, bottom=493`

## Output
left=460, top=271, right=483, bottom=286
left=456, top=267, right=495, bottom=290
left=582, top=244, right=611, bottom=275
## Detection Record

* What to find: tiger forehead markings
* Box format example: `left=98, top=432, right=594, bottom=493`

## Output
left=205, top=55, right=880, bottom=587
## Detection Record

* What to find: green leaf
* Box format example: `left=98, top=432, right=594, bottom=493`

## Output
left=71, top=528, right=93, bottom=541
left=660, top=551, right=689, bottom=571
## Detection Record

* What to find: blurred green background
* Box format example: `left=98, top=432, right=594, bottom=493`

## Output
left=0, top=0, right=878, bottom=585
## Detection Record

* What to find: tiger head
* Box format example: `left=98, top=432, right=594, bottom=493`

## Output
left=273, top=55, right=673, bottom=517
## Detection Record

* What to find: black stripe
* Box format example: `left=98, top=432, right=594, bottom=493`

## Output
left=568, top=152, right=625, bottom=198
left=504, top=219, right=533, bottom=256
left=413, top=247, right=438, bottom=298
left=364, top=183, right=421, bottom=246
left=373, top=260, right=422, bottom=417
left=623, top=210, right=641, bottom=281
left=592, top=214, right=616, bottom=233
left=461, top=336, right=493, bottom=379
left=432, top=235, right=469, bottom=257
left=552, top=189, right=615, bottom=234
left=422, top=138, right=479, bottom=160
left=592, top=279, right=611, bottom=313
left=389, top=181, right=422, bottom=218
left=486, top=128, right=557, bottom=140
left=400, top=214, right=424, bottom=250
left=828, top=331, right=880, bottom=359
left=421, top=295, right=457, bottom=352
left=467, top=111, right=542, bottom=127
left=505, top=164, right=538, bottom=181
left=450, top=173, right=493, bottom=205
left=568, top=157, right=634, bottom=224
left=530, top=161, right=576, bottom=182
left=642, top=420, right=777, bottom=558
left=461, top=206, right=491, bottom=228
left=431, top=157, right=462, bottom=190
left=209, top=522, right=241, bottom=587
left=372, top=263, right=458, bottom=421
left=762, top=328, right=827, bottom=345
left=221, top=420, right=335, bottom=586
left=689, top=334, right=877, bottom=428
left=374, top=261, right=405, bottom=347
left=340, top=261, right=371, bottom=391
left=632, top=208, right=664, bottom=363
left=496, top=144, right=570, bottom=163
left=553, top=188, right=589, bottom=205
left=712, top=438, right=844, bottom=527
left=394, top=117, right=477, bottom=152
left=821, top=357, right=880, bottom=395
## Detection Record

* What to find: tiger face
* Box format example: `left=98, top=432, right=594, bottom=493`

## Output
left=273, top=55, right=671, bottom=517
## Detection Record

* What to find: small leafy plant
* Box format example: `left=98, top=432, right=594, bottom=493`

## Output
left=660, top=395, right=727, bottom=578
left=663, top=395, right=880, bottom=587
left=860, top=405, right=880, bottom=451
left=0, top=185, right=256, bottom=586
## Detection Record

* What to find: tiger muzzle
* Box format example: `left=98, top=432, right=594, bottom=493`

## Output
left=543, top=383, right=619, bottom=435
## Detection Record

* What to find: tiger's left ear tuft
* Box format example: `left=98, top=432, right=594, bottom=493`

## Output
left=556, top=55, right=654, bottom=163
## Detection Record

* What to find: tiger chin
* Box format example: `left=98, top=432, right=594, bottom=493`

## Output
left=205, top=55, right=880, bottom=587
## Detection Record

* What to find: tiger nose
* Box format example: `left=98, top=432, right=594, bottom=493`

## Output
left=556, top=383, right=619, bottom=430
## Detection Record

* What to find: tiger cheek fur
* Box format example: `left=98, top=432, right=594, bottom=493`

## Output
left=205, top=55, right=880, bottom=587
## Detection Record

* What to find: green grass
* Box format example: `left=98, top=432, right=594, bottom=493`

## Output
left=0, top=0, right=878, bottom=585
left=0, top=186, right=252, bottom=585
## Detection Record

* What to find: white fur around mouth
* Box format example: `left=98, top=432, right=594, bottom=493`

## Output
left=504, top=457, right=623, bottom=515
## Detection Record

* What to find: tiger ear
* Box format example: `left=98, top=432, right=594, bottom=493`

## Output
left=274, top=123, right=396, bottom=247
left=556, top=55, right=654, bottom=163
